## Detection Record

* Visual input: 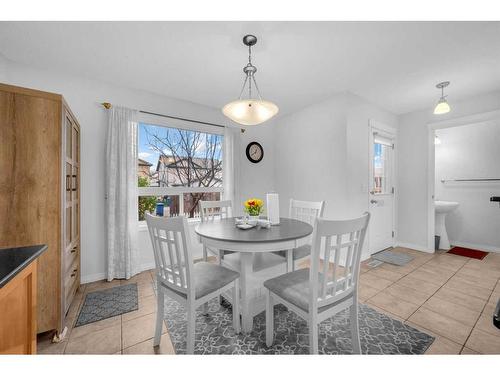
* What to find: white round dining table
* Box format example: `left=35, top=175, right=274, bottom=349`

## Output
left=195, top=217, right=313, bottom=332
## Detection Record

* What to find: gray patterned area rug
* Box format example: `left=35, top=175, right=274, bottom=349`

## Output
left=75, top=283, right=138, bottom=327
left=162, top=296, right=434, bottom=354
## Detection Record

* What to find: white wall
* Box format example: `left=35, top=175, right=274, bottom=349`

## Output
left=398, top=90, right=500, bottom=251
left=3, top=59, right=275, bottom=282
left=0, top=54, right=7, bottom=81
left=238, top=120, right=277, bottom=209
left=273, top=92, right=398, bottom=258
left=435, top=122, right=500, bottom=251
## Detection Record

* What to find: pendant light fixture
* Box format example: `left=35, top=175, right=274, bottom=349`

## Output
left=222, top=35, right=279, bottom=126
left=433, top=81, right=451, bottom=115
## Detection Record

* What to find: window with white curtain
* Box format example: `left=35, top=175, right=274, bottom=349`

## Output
left=137, top=122, right=223, bottom=221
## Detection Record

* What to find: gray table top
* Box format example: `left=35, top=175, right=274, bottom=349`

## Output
left=195, top=217, right=313, bottom=243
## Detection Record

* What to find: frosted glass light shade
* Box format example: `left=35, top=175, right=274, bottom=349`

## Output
left=433, top=98, right=451, bottom=115
left=222, top=99, right=279, bottom=125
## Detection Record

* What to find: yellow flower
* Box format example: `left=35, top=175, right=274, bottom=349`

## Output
left=245, top=198, right=263, bottom=207
left=244, top=198, right=264, bottom=215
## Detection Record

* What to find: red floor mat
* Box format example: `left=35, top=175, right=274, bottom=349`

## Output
left=447, top=246, right=489, bottom=260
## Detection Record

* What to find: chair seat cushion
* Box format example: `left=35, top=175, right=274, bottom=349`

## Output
left=275, top=244, right=311, bottom=260
left=162, top=262, right=239, bottom=300
left=263, top=269, right=352, bottom=313
left=193, top=262, right=239, bottom=299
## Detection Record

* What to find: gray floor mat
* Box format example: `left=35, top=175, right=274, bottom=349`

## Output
left=371, top=249, right=413, bottom=266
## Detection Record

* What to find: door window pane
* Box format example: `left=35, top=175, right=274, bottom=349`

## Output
left=373, top=141, right=393, bottom=194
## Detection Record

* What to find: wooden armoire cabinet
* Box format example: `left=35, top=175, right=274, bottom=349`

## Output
left=0, top=83, right=81, bottom=334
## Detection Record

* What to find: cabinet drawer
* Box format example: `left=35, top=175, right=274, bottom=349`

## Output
left=64, top=243, right=79, bottom=274
left=65, top=277, right=79, bottom=314
left=64, top=259, right=79, bottom=313
left=64, top=259, right=78, bottom=292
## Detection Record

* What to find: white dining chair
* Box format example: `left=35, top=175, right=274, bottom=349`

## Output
left=264, top=212, right=370, bottom=354
left=276, top=199, right=325, bottom=271
left=145, top=213, right=240, bottom=354
left=199, top=200, right=236, bottom=262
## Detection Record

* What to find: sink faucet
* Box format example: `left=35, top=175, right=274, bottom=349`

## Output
left=491, top=196, right=500, bottom=208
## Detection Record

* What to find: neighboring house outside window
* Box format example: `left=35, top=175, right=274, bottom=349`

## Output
left=138, top=158, right=153, bottom=179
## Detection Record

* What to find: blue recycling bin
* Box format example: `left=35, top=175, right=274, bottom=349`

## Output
left=156, top=202, right=164, bottom=217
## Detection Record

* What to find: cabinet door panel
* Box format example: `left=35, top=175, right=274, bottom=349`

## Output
left=65, top=206, right=72, bottom=247
left=0, top=89, right=62, bottom=334
left=65, top=116, right=72, bottom=160
left=72, top=125, right=79, bottom=164
left=71, top=166, right=78, bottom=203
left=65, top=162, right=72, bottom=203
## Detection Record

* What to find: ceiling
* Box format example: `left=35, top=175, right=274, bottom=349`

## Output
left=1, top=21, right=500, bottom=115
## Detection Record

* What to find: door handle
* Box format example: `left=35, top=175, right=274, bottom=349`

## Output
left=370, top=200, right=378, bottom=204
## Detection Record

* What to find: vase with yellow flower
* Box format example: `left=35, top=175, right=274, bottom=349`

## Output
left=244, top=198, right=264, bottom=224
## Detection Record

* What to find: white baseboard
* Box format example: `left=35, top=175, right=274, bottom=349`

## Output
left=81, top=262, right=157, bottom=284
left=81, top=272, right=106, bottom=284
left=451, top=241, right=500, bottom=253
left=395, top=241, right=434, bottom=253
left=139, top=262, right=156, bottom=272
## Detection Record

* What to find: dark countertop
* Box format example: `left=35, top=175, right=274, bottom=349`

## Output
left=0, top=245, right=47, bottom=288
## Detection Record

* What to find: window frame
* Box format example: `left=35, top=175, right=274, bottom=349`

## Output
left=136, top=112, right=224, bottom=224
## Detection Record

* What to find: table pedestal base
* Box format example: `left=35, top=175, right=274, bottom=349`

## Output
left=221, top=252, right=287, bottom=333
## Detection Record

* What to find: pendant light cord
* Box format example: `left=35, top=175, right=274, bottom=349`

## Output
left=238, top=75, right=249, bottom=100
left=236, top=38, right=263, bottom=101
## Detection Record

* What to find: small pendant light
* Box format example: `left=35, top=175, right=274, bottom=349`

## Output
left=433, top=81, right=451, bottom=115
left=222, top=35, right=279, bottom=126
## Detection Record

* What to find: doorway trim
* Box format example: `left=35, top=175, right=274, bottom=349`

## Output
left=368, top=119, right=397, bottom=255
left=426, top=109, right=500, bottom=252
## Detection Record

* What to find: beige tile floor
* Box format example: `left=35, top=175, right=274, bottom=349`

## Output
left=37, top=247, right=500, bottom=354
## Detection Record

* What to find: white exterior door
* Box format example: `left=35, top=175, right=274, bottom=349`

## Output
left=368, top=126, right=395, bottom=255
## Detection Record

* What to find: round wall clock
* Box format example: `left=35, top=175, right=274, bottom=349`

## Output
left=246, top=142, right=264, bottom=163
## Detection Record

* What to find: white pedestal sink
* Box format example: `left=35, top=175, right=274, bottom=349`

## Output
left=435, top=200, right=459, bottom=250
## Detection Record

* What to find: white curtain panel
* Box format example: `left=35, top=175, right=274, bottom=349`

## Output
left=105, top=106, right=140, bottom=281
left=223, top=126, right=242, bottom=216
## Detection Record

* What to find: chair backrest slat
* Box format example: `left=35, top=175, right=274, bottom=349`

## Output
left=289, top=199, right=325, bottom=226
left=331, top=234, right=342, bottom=294
left=163, top=235, right=176, bottom=279
left=200, top=200, right=232, bottom=223
left=289, top=199, right=325, bottom=248
left=309, top=213, right=370, bottom=309
left=321, top=235, right=331, bottom=299
left=346, top=231, right=355, bottom=288
left=146, top=213, right=194, bottom=296
left=159, top=235, right=171, bottom=283
left=174, top=231, right=186, bottom=287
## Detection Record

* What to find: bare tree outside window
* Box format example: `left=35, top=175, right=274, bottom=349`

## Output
left=137, top=123, right=223, bottom=219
